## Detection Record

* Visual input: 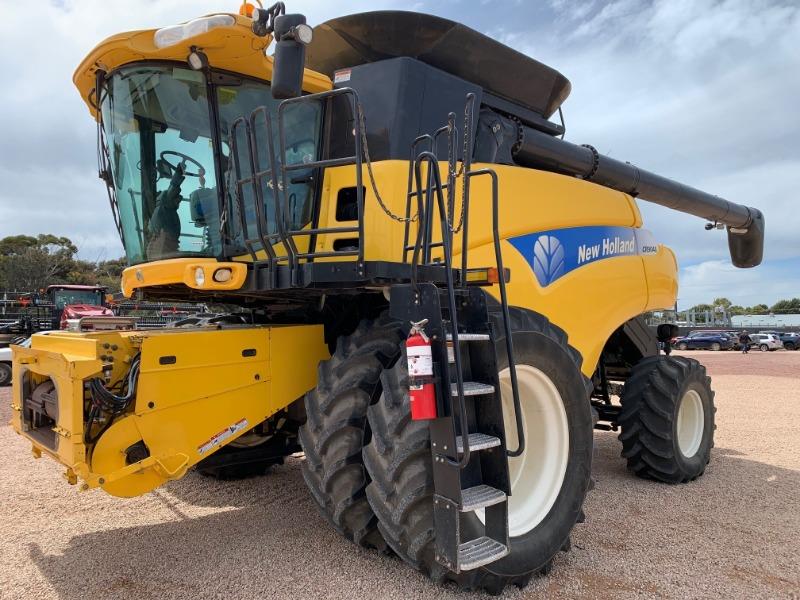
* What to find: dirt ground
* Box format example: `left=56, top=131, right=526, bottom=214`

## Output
left=0, top=350, right=798, bottom=599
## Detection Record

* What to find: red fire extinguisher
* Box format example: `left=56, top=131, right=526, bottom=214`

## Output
left=407, top=319, right=437, bottom=421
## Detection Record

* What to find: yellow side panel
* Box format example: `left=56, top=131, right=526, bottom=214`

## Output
left=269, top=325, right=330, bottom=407
left=11, top=344, right=101, bottom=472
left=643, top=246, right=679, bottom=311
left=467, top=242, right=651, bottom=377
left=314, top=161, right=642, bottom=264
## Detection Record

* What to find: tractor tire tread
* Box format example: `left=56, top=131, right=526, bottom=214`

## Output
left=299, top=314, right=403, bottom=550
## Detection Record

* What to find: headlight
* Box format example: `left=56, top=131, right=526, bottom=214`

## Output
left=194, top=267, right=205, bottom=286
left=213, top=268, right=232, bottom=283
left=154, top=15, right=235, bottom=49
left=293, top=23, right=313, bottom=45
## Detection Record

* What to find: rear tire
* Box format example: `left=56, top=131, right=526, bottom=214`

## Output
left=618, top=356, right=715, bottom=483
left=710, top=342, right=721, bottom=351
left=0, top=363, right=11, bottom=386
left=298, top=314, right=403, bottom=550
left=363, top=308, right=593, bottom=593
left=760, top=344, right=769, bottom=352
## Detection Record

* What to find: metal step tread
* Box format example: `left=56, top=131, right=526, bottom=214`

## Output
left=460, top=484, right=506, bottom=512
left=451, top=381, right=495, bottom=397
left=458, top=536, right=509, bottom=571
left=446, top=333, right=491, bottom=341
left=456, top=433, right=501, bottom=453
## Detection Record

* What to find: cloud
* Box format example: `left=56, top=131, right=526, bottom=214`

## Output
left=488, top=0, right=800, bottom=303
left=679, top=258, right=799, bottom=308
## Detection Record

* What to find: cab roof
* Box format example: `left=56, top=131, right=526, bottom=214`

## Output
left=73, top=13, right=331, bottom=119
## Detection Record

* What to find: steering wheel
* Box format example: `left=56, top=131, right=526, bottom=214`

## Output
left=159, top=151, right=205, bottom=178
left=286, top=138, right=317, bottom=165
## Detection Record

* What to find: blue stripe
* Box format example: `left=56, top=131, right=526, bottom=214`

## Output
left=509, top=226, right=657, bottom=287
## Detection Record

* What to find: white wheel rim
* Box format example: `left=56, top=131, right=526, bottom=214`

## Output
left=477, top=365, right=569, bottom=537
left=676, top=389, right=704, bottom=457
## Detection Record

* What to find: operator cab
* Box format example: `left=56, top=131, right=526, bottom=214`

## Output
left=100, top=63, right=322, bottom=264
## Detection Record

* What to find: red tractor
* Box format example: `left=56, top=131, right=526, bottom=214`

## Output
left=44, top=285, right=114, bottom=330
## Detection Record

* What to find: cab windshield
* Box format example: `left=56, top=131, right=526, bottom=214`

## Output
left=51, top=289, right=103, bottom=309
left=100, top=63, right=322, bottom=264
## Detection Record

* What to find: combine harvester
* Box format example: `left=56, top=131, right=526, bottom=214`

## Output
left=11, top=4, right=764, bottom=592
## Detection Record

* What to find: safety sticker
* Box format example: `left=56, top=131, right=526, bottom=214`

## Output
left=197, top=418, right=249, bottom=455
left=334, top=69, right=351, bottom=84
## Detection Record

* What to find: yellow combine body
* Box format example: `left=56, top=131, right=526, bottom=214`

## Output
left=12, top=324, right=326, bottom=497
left=10, top=5, right=763, bottom=592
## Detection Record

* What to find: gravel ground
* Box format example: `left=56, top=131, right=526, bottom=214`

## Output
left=1, top=350, right=798, bottom=599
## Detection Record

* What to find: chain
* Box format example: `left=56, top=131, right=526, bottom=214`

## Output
left=449, top=99, right=473, bottom=234
left=356, top=96, right=472, bottom=232
left=357, top=105, right=417, bottom=223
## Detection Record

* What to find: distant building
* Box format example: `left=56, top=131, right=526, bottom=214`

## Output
left=732, top=314, right=800, bottom=328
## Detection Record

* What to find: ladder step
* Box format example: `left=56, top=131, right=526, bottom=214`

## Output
left=460, top=485, right=506, bottom=512
left=446, top=333, right=490, bottom=341
left=451, top=381, right=495, bottom=397
left=456, top=433, right=501, bottom=453
left=458, top=537, right=509, bottom=571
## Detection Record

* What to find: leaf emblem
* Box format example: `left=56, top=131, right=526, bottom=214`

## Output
left=532, top=235, right=565, bottom=286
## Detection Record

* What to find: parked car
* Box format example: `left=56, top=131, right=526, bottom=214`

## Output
left=749, top=333, right=783, bottom=351
left=778, top=332, right=800, bottom=350
left=0, top=344, right=12, bottom=385
left=0, top=336, right=36, bottom=385
left=673, top=331, right=735, bottom=351
left=758, top=331, right=800, bottom=350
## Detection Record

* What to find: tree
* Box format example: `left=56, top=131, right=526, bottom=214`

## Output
left=0, top=234, right=78, bottom=291
left=770, top=298, right=800, bottom=313
left=67, top=257, right=126, bottom=291
left=712, top=297, right=732, bottom=309
left=0, top=234, right=126, bottom=292
left=747, top=304, right=769, bottom=315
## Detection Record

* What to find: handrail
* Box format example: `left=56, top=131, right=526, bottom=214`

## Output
left=413, top=151, right=471, bottom=469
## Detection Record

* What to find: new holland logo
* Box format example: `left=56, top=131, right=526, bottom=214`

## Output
left=509, top=226, right=659, bottom=288
left=532, top=235, right=565, bottom=286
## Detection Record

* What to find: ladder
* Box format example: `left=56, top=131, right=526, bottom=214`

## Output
left=391, top=93, right=524, bottom=572
left=390, top=283, right=515, bottom=571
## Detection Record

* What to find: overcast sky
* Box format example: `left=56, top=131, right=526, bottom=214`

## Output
left=0, top=0, right=797, bottom=308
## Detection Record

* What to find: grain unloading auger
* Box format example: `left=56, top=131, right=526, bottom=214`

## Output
left=10, top=5, right=764, bottom=593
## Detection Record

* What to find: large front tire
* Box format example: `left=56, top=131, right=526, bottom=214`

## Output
left=363, top=308, right=593, bottom=593
left=298, top=315, right=403, bottom=550
left=618, top=356, right=715, bottom=483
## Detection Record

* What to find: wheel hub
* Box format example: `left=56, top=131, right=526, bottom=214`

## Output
left=676, top=389, right=704, bottom=458
left=477, top=365, right=570, bottom=538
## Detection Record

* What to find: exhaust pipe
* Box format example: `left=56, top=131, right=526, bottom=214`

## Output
left=477, top=114, right=765, bottom=268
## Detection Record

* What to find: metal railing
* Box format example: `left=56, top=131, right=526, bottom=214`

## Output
left=228, top=88, right=365, bottom=286
left=404, top=94, right=525, bottom=464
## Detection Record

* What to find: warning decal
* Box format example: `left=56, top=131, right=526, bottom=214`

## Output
left=334, top=69, right=351, bottom=84
left=197, top=418, right=249, bottom=455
